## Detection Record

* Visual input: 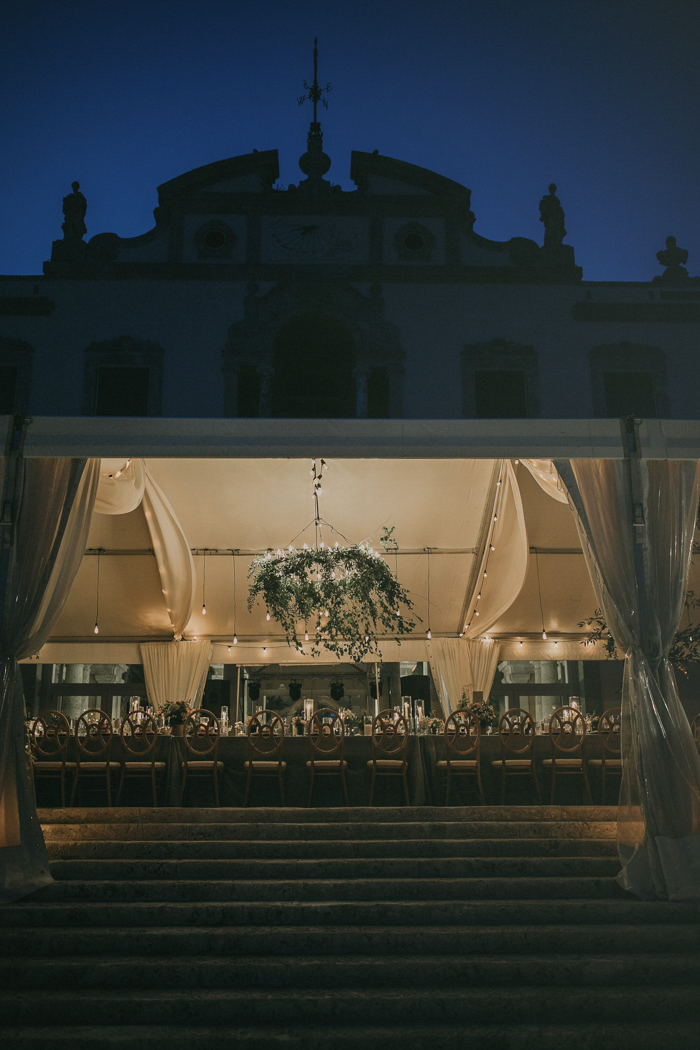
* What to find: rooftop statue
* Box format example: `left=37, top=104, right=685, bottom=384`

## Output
left=654, top=235, right=698, bottom=284
left=539, top=183, right=567, bottom=248
left=61, top=181, right=87, bottom=241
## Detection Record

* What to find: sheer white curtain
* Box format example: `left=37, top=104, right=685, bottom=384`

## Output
left=140, top=640, right=212, bottom=712
left=427, top=638, right=501, bottom=715
left=556, top=457, right=700, bottom=901
left=0, top=457, right=99, bottom=902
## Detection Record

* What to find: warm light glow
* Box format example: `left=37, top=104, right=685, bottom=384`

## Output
left=266, top=612, right=270, bottom=621
left=94, top=623, right=99, bottom=634
left=202, top=604, right=206, bottom=615
left=427, top=629, right=432, bottom=639
left=233, top=635, right=238, bottom=645
left=542, top=631, right=547, bottom=640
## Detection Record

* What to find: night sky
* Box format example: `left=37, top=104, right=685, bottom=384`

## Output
left=2, top=0, right=699, bottom=282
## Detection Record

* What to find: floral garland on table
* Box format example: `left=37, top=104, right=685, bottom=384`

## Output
left=161, top=700, right=194, bottom=725
left=247, top=529, right=418, bottom=663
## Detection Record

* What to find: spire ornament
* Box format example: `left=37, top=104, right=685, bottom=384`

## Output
left=296, top=38, right=333, bottom=191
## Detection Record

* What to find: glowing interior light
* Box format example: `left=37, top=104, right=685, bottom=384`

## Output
left=262, top=647, right=267, bottom=655
left=305, top=632, right=309, bottom=641
left=202, top=605, right=206, bottom=615
left=266, top=612, right=270, bottom=621
left=227, top=646, right=231, bottom=653
left=233, top=635, right=238, bottom=645
left=427, top=629, right=432, bottom=639
left=490, top=545, right=495, bottom=551
left=542, top=631, right=547, bottom=640
left=94, top=623, right=99, bottom=635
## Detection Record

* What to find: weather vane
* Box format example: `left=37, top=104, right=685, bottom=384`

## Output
left=297, top=37, right=331, bottom=123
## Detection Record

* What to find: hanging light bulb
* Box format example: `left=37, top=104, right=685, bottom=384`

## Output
left=202, top=603, right=206, bottom=615
left=227, top=645, right=231, bottom=653
left=542, top=631, right=548, bottom=640
left=305, top=631, right=309, bottom=641
left=490, top=545, right=495, bottom=551
left=93, top=550, right=101, bottom=637
left=262, top=646, right=267, bottom=655
left=427, top=629, right=432, bottom=640
left=266, top=612, right=271, bottom=621
left=233, top=635, right=238, bottom=645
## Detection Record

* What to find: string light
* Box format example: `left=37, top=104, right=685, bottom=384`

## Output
left=426, top=548, right=432, bottom=641
left=93, top=550, right=101, bottom=635
left=535, top=549, right=547, bottom=642
left=231, top=551, right=238, bottom=649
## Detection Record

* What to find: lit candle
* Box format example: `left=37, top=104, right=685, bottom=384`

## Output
left=304, top=698, right=313, bottom=722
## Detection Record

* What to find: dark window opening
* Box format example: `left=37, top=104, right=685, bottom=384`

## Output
left=0, top=365, right=18, bottom=414
left=475, top=370, right=528, bottom=418
left=95, top=366, right=150, bottom=416
left=238, top=365, right=261, bottom=418
left=271, top=314, right=356, bottom=418
left=368, top=367, right=390, bottom=418
left=603, top=371, right=657, bottom=417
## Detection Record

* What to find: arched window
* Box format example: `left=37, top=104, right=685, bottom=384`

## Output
left=270, top=314, right=356, bottom=418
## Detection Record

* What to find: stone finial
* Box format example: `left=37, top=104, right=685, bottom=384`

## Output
left=539, top=183, right=567, bottom=248
left=61, top=181, right=87, bottom=241
left=654, top=235, right=697, bottom=284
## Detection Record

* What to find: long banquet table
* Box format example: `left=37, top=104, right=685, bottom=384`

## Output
left=106, top=732, right=615, bottom=808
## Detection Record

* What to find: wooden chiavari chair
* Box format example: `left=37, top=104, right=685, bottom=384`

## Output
left=542, top=705, right=592, bottom=804
left=179, top=709, right=224, bottom=806
left=243, top=711, right=286, bottom=806
left=437, top=710, right=484, bottom=804
left=70, top=709, right=120, bottom=806
left=367, top=709, right=409, bottom=805
left=587, top=707, right=622, bottom=803
left=31, top=710, right=76, bottom=808
left=117, top=711, right=166, bottom=806
left=306, top=708, right=348, bottom=806
left=491, top=708, right=541, bottom=805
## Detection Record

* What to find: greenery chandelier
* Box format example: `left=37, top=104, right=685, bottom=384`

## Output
left=247, top=459, right=417, bottom=662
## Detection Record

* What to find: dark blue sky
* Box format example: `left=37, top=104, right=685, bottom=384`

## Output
left=2, top=0, right=699, bottom=281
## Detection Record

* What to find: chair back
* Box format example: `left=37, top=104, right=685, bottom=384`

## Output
left=372, top=709, right=409, bottom=757
left=308, top=708, right=344, bottom=758
left=31, top=710, right=71, bottom=760
left=498, top=707, right=535, bottom=755
left=247, top=710, right=285, bottom=758
left=444, top=710, right=480, bottom=758
left=598, top=707, right=622, bottom=757
left=548, top=705, right=586, bottom=754
left=121, top=711, right=158, bottom=758
left=75, top=709, right=113, bottom=759
left=184, top=709, right=220, bottom=757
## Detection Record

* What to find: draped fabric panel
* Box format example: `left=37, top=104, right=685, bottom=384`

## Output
left=427, top=638, right=501, bottom=716
left=466, top=638, right=502, bottom=699
left=140, top=640, right=212, bottom=712
left=0, top=457, right=99, bottom=902
left=465, top=461, right=528, bottom=638
left=555, top=457, right=700, bottom=901
left=95, top=459, right=196, bottom=639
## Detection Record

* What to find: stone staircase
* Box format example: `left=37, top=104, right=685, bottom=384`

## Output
left=1, top=805, right=699, bottom=1048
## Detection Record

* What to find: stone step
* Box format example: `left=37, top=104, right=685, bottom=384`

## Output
left=46, top=836, right=618, bottom=859
left=38, top=805, right=619, bottom=825
left=2, top=888, right=697, bottom=930
left=30, top=875, right=623, bottom=904
left=47, top=855, right=621, bottom=881
left=4, top=987, right=700, bottom=1027
left=2, top=922, right=697, bottom=957
left=2, top=952, right=699, bottom=990
left=1, top=1024, right=698, bottom=1050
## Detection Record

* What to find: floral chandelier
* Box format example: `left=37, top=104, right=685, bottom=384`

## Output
left=247, top=459, right=417, bottom=662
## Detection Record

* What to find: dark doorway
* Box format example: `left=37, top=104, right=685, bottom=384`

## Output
left=270, top=314, right=356, bottom=418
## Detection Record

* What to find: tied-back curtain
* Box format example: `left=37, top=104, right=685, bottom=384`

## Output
left=140, top=640, right=212, bottom=712
left=0, top=457, right=100, bottom=902
left=427, top=638, right=501, bottom=716
left=555, top=457, right=700, bottom=900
